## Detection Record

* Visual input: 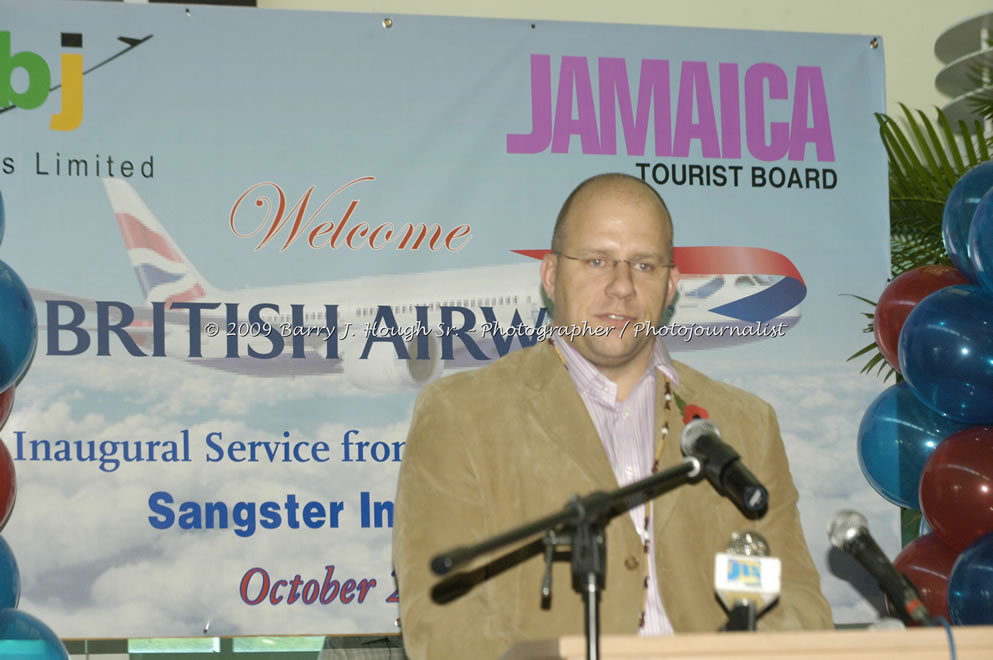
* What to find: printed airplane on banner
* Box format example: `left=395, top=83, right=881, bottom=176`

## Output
left=30, top=180, right=807, bottom=392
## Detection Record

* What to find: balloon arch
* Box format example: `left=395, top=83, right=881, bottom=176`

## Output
left=860, top=160, right=993, bottom=625
left=0, top=190, right=70, bottom=657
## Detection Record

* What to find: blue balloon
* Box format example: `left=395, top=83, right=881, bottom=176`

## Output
left=0, top=537, right=18, bottom=610
left=948, top=531, right=993, bottom=624
left=899, top=285, right=993, bottom=424
left=857, top=382, right=969, bottom=509
left=943, top=161, right=993, bottom=282
left=969, top=188, right=993, bottom=296
left=0, top=260, right=37, bottom=392
left=0, top=610, right=68, bottom=659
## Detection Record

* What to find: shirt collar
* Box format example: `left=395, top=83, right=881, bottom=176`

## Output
left=552, top=336, right=680, bottom=391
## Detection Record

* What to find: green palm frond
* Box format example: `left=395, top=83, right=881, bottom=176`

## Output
left=877, top=106, right=991, bottom=279
left=965, top=60, right=993, bottom=149
left=843, top=295, right=901, bottom=383
left=850, top=106, right=992, bottom=376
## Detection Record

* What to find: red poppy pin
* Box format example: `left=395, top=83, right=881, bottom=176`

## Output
left=682, top=404, right=709, bottom=424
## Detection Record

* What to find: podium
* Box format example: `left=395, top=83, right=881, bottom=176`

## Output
left=502, top=626, right=993, bottom=659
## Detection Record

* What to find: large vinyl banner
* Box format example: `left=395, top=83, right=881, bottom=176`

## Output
left=1, top=1, right=890, bottom=638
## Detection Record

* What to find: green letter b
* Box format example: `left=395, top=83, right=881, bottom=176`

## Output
left=0, top=32, right=51, bottom=110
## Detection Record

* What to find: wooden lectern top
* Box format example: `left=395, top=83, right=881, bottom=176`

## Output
left=502, top=625, right=993, bottom=660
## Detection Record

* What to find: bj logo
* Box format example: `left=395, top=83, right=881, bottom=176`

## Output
left=1, top=31, right=84, bottom=131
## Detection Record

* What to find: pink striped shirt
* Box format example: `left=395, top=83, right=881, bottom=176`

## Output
left=553, top=337, right=678, bottom=636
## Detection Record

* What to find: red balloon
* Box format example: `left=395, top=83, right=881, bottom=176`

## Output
left=874, top=265, right=969, bottom=371
left=0, top=438, right=14, bottom=531
left=920, top=427, right=993, bottom=551
left=893, top=533, right=959, bottom=622
left=0, top=385, right=13, bottom=430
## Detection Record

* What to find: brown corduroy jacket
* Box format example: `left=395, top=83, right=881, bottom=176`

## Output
left=393, top=341, right=832, bottom=659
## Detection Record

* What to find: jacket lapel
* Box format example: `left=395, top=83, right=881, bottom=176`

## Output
left=521, top=342, right=620, bottom=491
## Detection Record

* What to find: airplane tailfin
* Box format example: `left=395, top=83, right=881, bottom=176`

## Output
left=102, top=178, right=217, bottom=306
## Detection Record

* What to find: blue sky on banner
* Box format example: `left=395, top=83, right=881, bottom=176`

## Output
left=0, top=1, right=891, bottom=636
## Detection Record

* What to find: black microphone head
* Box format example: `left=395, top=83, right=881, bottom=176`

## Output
left=431, top=554, right=454, bottom=576
left=727, top=530, right=770, bottom=557
left=680, top=418, right=720, bottom=456
left=827, top=510, right=868, bottom=551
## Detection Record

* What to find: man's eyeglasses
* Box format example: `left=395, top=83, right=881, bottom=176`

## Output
left=554, top=251, right=674, bottom=278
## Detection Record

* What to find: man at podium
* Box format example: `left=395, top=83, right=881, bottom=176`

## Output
left=393, top=174, right=833, bottom=659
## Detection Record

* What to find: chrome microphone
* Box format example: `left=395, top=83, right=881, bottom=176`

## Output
left=827, top=510, right=931, bottom=626
left=714, top=530, right=781, bottom=631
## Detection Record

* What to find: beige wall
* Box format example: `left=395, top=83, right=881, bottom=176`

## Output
left=259, top=0, right=991, bottom=119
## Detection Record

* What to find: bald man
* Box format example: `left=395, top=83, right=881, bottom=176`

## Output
left=392, top=174, right=832, bottom=659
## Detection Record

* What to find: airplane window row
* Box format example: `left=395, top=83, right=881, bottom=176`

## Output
left=354, top=297, right=522, bottom=318
left=684, top=276, right=724, bottom=299
left=734, top=275, right=781, bottom=287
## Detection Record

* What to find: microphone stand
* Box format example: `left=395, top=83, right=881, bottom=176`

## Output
left=431, top=456, right=701, bottom=660
left=723, top=601, right=757, bottom=631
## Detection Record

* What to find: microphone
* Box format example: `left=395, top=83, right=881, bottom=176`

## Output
left=827, top=510, right=931, bottom=626
left=680, top=419, right=768, bottom=517
left=714, top=530, right=781, bottom=631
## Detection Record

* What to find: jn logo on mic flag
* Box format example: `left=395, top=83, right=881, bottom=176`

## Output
left=727, top=558, right=762, bottom=587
